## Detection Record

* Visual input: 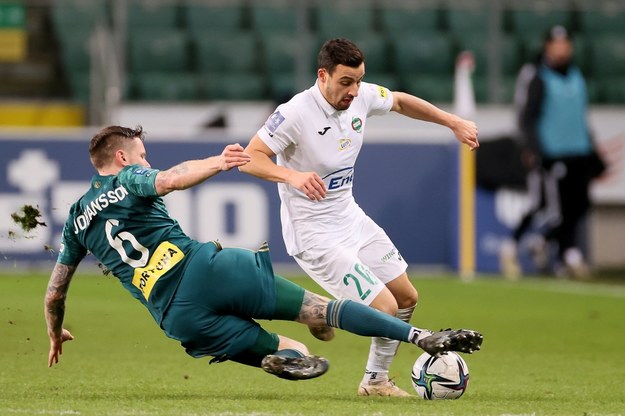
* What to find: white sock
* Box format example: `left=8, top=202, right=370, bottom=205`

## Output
left=362, top=305, right=416, bottom=384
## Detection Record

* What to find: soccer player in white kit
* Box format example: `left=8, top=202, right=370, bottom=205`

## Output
left=240, top=38, right=480, bottom=396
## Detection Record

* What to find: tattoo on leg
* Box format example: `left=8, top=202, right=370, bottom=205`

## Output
left=297, top=291, right=328, bottom=326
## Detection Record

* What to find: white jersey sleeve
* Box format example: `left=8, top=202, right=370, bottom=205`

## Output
left=256, top=103, right=301, bottom=155
left=362, top=83, right=393, bottom=117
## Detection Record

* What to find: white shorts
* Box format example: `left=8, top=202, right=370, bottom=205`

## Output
left=293, top=216, right=407, bottom=305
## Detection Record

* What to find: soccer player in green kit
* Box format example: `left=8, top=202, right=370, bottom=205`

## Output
left=45, top=125, right=483, bottom=382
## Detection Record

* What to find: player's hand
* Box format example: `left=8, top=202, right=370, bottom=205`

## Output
left=220, top=143, right=251, bottom=171
left=287, top=171, right=326, bottom=201
left=451, top=118, right=479, bottom=151
left=48, top=328, right=74, bottom=367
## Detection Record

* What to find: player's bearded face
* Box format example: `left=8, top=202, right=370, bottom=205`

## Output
left=320, top=64, right=365, bottom=111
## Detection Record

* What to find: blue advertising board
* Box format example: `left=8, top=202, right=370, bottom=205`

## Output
left=0, top=137, right=460, bottom=270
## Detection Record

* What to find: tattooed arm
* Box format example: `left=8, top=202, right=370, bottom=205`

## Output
left=154, top=143, right=250, bottom=196
left=45, top=262, right=77, bottom=367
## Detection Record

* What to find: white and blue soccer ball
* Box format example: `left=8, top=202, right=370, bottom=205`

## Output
left=411, top=351, right=470, bottom=400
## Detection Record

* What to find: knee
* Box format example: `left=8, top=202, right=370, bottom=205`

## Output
left=386, top=273, right=418, bottom=309
left=396, top=287, right=419, bottom=309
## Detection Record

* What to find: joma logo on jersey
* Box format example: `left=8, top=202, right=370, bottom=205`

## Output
left=325, top=167, right=354, bottom=190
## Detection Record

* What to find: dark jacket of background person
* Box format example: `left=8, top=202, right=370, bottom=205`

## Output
left=516, top=26, right=605, bottom=273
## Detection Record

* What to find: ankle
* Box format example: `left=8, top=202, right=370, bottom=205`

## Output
left=408, top=328, right=432, bottom=345
left=362, top=370, right=389, bottom=385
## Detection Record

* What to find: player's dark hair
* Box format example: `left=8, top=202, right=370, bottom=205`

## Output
left=89, top=125, right=145, bottom=169
left=317, top=38, right=364, bottom=74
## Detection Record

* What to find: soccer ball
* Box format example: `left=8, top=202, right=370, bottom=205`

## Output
left=411, top=352, right=470, bottom=399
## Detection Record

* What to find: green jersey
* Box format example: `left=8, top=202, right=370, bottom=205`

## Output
left=58, top=164, right=201, bottom=323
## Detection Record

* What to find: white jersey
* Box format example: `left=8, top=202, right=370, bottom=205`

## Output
left=256, top=81, right=393, bottom=255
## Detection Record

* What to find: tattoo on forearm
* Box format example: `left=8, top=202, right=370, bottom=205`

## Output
left=156, top=162, right=191, bottom=192
left=171, top=162, right=190, bottom=176
left=45, top=263, right=76, bottom=333
left=297, top=291, right=328, bottom=326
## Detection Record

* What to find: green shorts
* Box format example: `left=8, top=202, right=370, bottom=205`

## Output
left=161, top=242, right=305, bottom=366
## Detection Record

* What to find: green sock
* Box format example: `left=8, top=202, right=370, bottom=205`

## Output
left=326, top=299, right=419, bottom=342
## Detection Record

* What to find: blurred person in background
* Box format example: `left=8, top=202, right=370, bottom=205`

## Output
left=499, top=26, right=606, bottom=280
left=240, top=38, right=479, bottom=397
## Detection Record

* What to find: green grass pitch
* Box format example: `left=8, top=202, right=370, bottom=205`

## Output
left=2, top=272, right=625, bottom=415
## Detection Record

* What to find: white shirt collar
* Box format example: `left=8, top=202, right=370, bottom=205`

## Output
left=312, top=80, right=341, bottom=117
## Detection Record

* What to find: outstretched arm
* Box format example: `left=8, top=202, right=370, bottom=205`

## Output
left=45, top=262, right=77, bottom=367
left=391, top=91, right=480, bottom=150
left=154, top=143, right=251, bottom=196
left=239, top=135, right=326, bottom=201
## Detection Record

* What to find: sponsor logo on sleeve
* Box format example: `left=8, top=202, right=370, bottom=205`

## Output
left=264, top=111, right=285, bottom=136
left=133, top=168, right=150, bottom=176
left=378, top=86, right=387, bottom=98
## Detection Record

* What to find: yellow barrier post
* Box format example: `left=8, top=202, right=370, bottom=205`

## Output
left=454, top=51, right=476, bottom=280
left=459, top=145, right=476, bottom=280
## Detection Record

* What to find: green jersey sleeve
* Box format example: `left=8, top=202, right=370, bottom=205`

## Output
left=118, top=165, right=160, bottom=197
left=57, top=216, right=88, bottom=266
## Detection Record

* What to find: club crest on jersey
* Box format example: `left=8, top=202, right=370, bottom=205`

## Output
left=338, top=138, right=352, bottom=151
left=264, top=111, right=285, bottom=136
left=351, top=117, right=362, bottom=133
